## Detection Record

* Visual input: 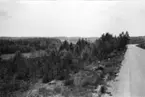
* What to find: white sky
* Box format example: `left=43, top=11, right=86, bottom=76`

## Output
left=0, top=0, right=145, bottom=37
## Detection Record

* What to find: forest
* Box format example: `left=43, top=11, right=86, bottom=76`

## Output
left=0, top=32, right=129, bottom=97
left=0, top=38, right=61, bottom=54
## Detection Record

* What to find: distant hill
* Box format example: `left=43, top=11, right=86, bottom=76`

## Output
left=1, top=36, right=145, bottom=44
left=0, top=37, right=61, bottom=54
left=0, top=37, right=98, bottom=42
left=54, top=37, right=98, bottom=43
left=129, top=36, right=145, bottom=44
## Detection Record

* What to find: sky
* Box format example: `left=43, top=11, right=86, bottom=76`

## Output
left=0, top=0, right=145, bottom=37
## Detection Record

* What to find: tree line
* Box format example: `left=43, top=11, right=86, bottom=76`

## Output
left=0, top=38, right=61, bottom=54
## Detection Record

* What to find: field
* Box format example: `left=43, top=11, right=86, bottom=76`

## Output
left=0, top=32, right=129, bottom=97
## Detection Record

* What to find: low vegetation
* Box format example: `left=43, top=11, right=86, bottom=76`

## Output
left=0, top=31, right=129, bottom=97
left=137, top=42, right=145, bottom=49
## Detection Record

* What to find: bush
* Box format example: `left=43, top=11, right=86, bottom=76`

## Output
left=42, top=73, right=52, bottom=83
left=73, top=70, right=100, bottom=87
left=64, top=79, right=74, bottom=86
left=54, top=86, right=62, bottom=94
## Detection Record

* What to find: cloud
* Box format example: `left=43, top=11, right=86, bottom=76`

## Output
left=0, top=0, right=145, bottom=37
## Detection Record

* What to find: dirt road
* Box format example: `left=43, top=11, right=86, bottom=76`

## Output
left=108, top=45, right=145, bottom=97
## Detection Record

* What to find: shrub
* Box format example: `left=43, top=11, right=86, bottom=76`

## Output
left=73, top=70, right=100, bottom=87
left=81, top=46, right=91, bottom=61
left=42, top=73, right=52, bottom=83
left=54, top=86, right=62, bottom=94
left=64, top=79, right=74, bottom=86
